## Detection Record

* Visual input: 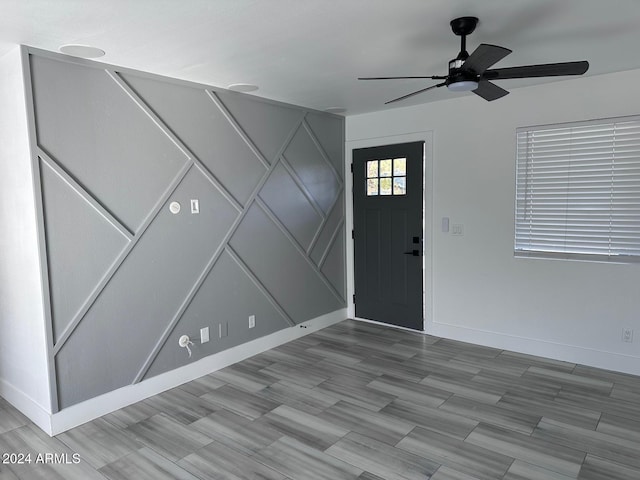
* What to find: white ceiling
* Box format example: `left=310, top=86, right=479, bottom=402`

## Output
left=2, top=0, right=640, bottom=116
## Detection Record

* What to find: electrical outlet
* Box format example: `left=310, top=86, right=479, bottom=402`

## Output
left=451, top=224, right=464, bottom=236
left=200, top=327, right=209, bottom=343
left=249, top=315, right=256, bottom=329
left=622, top=328, right=634, bottom=343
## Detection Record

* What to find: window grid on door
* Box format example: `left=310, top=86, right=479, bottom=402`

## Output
left=366, top=158, right=406, bottom=196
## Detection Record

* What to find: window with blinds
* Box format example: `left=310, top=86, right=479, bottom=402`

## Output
left=515, top=116, right=640, bottom=262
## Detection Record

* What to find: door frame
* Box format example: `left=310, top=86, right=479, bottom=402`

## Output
left=346, top=131, right=434, bottom=332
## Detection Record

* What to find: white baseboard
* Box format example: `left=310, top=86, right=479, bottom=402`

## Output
left=350, top=316, right=640, bottom=376
left=0, top=378, right=52, bottom=434
left=427, top=320, right=640, bottom=376
left=46, top=309, right=346, bottom=436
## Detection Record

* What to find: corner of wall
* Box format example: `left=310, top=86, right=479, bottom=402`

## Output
left=0, top=46, right=52, bottom=414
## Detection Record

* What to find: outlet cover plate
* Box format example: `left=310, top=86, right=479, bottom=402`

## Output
left=623, top=328, right=634, bottom=343
left=200, top=327, right=209, bottom=343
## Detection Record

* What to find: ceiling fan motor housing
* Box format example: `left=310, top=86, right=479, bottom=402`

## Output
left=447, top=58, right=478, bottom=90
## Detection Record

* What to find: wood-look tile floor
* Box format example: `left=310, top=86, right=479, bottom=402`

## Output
left=2, top=319, right=640, bottom=479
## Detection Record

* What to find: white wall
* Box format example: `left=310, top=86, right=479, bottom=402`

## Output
left=347, top=69, right=640, bottom=375
left=0, top=47, right=52, bottom=422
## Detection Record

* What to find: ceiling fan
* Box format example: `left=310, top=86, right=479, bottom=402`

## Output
left=359, top=16, right=589, bottom=104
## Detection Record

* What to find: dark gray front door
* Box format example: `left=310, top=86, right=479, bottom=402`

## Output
left=353, top=141, right=424, bottom=330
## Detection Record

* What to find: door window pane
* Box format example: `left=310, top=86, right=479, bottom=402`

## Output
left=379, top=159, right=392, bottom=177
left=380, top=178, right=392, bottom=195
left=393, top=177, right=406, bottom=195
left=367, top=160, right=378, bottom=178
left=367, top=178, right=379, bottom=196
left=393, top=158, right=406, bottom=176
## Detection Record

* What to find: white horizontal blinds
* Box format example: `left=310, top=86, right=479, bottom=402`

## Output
left=515, top=116, right=640, bottom=261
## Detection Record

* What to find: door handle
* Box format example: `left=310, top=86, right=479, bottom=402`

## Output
left=403, top=250, right=420, bottom=256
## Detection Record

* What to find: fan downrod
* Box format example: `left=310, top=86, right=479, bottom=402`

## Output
left=450, top=16, right=478, bottom=36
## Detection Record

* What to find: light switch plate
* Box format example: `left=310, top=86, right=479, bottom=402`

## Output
left=190, top=199, right=199, bottom=214
left=442, top=217, right=450, bottom=233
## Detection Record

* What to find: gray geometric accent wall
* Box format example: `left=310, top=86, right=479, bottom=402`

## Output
left=27, top=52, right=345, bottom=409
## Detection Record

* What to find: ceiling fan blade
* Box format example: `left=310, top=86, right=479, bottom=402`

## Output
left=385, top=82, right=447, bottom=104
left=473, top=81, right=510, bottom=101
left=483, top=61, right=589, bottom=80
left=358, top=75, right=447, bottom=80
left=462, top=44, right=512, bottom=74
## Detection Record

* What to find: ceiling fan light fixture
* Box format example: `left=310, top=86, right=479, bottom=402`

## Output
left=447, top=80, right=478, bottom=92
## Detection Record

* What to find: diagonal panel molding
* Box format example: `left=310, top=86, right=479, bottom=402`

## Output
left=256, top=200, right=344, bottom=302
left=319, top=218, right=346, bottom=270
left=230, top=201, right=344, bottom=324
left=215, top=89, right=305, bottom=164
left=320, top=224, right=347, bottom=299
left=132, top=114, right=306, bottom=384
left=310, top=191, right=345, bottom=261
left=29, top=55, right=190, bottom=233
left=39, top=158, right=130, bottom=344
left=256, top=197, right=344, bottom=304
left=29, top=50, right=345, bottom=410
left=51, top=160, right=193, bottom=356
left=258, top=161, right=324, bottom=251
left=54, top=69, right=255, bottom=358
left=38, top=149, right=133, bottom=241
left=279, top=155, right=327, bottom=222
left=55, top=166, right=239, bottom=408
left=301, top=117, right=344, bottom=187
left=110, top=72, right=243, bottom=213
left=305, top=112, right=345, bottom=179
left=206, top=91, right=271, bottom=169
left=224, top=245, right=296, bottom=327
left=119, top=71, right=267, bottom=207
left=143, top=248, right=293, bottom=380
left=284, top=123, right=341, bottom=215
